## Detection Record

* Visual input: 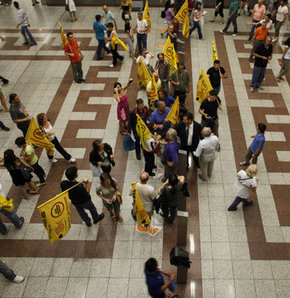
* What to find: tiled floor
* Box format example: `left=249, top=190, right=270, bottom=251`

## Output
left=0, top=2, right=289, bottom=298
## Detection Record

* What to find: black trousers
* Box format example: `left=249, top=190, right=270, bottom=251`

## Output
left=143, top=149, right=155, bottom=174
left=48, top=137, right=71, bottom=160
left=112, top=45, right=124, bottom=66
left=32, top=161, right=46, bottom=183
left=0, top=75, right=9, bottom=85
left=134, top=135, right=141, bottom=158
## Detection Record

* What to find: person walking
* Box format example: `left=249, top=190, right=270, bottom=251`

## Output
left=102, top=5, right=118, bottom=29
left=220, top=0, right=239, bottom=36
left=240, top=123, right=266, bottom=166
left=276, top=37, right=290, bottom=82
left=13, top=1, right=37, bottom=46
left=248, top=0, right=266, bottom=41
left=194, top=127, right=220, bottom=181
left=96, top=173, right=123, bottom=222
left=15, top=137, right=46, bottom=186
left=272, top=0, right=288, bottom=42
left=189, top=1, right=204, bottom=40
left=64, top=32, right=84, bottom=84
left=134, top=12, right=148, bottom=53
left=249, top=20, right=268, bottom=62
left=210, top=0, right=224, bottom=24
left=9, top=93, right=31, bottom=136
left=37, top=113, right=76, bottom=163
left=155, top=53, right=170, bottom=92
left=0, top=261, right=24, bottom=283
left=65, top=0, right=77, bottom=22
left=206, top=60, right=228, bottom=95
left=249, top=36, right=272, bottom=92
left=93, top=15, right=107, bottom=60
left=106, top=23, right=124, bottom=68
left=228, top=165, right=258, bottom=211
left=61, top=167, right=104, bottom=227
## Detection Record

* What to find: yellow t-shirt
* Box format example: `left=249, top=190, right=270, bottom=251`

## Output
left=24, top=144, right=38, bottom=166
left=146, top=79, right=161, bottom=93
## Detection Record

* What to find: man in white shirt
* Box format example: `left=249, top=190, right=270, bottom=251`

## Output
left=130, top=172, right=157, bottom=218
left=273, top=0, right=288, bottom=42
left=134, top=12, right=148, bottom=53
left=13, top=1, right=37, bottom=46
left=194, top=127, right=220, bottom=181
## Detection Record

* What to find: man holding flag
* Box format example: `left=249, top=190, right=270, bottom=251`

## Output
left=146, top=72, right=161, bottom=111
left=207, top=59, right=228, bottom=95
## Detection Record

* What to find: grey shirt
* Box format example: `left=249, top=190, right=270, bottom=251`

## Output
left=9, top=102, right=30, bottom=131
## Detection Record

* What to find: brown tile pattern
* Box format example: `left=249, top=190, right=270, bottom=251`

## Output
left=215, top=32, right=290, bottom=260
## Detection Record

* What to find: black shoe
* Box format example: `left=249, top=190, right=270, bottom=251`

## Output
left=86, top=221, right=92, bottom=227
left=75, top=80, right=82, bottom=84
left=31, top=43, right=37, bottom=46
left=244, top=200, right=253, bottom=207
left=96, top=58, right=103, bottom=60
left=148, top=172, right=155, bottom=177
left=136, top=155, right=141, bottom=160
left=32, top=3, right=35, bottom=6
left=228, top=207, right=237, bottom=211
left=19, top=217, right=25, bottom=228
left=23, top=42, right=29, bottom=45
left=183, top=190, right=190, bottom=197
left=2, top=80, right=9, bottom=86
left=161, top=178, right=166, bottom=183
left=153, top=165, right=157, bottom=169
left=80, top=79, right=85, bottom=82
left=1, top=126, right=10, bottom=131
left=94, top=213, right=104, bottom=224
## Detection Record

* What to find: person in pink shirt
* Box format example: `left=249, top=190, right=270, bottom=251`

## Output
left=248, top=0, right=266, bottom=40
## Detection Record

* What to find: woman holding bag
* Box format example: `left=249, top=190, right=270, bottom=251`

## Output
left=37, top=113, right=76, bottom=164
left=96, top=173, right=123, bottom=222
left=3, top=149, right=38, bottom=200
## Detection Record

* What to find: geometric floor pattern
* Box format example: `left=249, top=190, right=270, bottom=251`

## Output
left=0, top=3, right=289, bottom=297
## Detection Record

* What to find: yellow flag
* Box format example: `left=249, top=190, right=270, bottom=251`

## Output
left=111, top=35, right=129, bottom=52
left=175, top=0, right=188, bottom=23
left=0, top=195, right=13, bottom=212
left=38, top=190, right=71, bottom=243
left=131, top=182, right=151, bottom=226
left=182, top=14, right=190, bottom=39
left=136, top=114, right=153, bottom=150
left=58, top=21, right=68, bottom=49
left=212, top=40, right=219, bottom=64
left=143, top=0, right=151, bottom=32
left=137, top=58, right=151, bottom=89
left=25, top=118, right=54, bottom=149
left=149, top=74, right=159, bottom=110
left=196, top=69, right=213, bottom=103
left=162, top=36, right=178, bottom=75
left=165, top=97, right=180, bottom=125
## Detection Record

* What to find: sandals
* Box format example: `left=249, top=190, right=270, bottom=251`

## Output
left=27, top=189, right=39, bottom=195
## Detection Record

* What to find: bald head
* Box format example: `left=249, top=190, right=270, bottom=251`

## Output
left=140, top=172, right=149, bottom=183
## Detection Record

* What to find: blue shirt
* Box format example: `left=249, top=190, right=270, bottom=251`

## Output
left=93, top=21, right=106, bottom=40
left=149, top=107, right=170, bottom=124
left=250, top=132, right=265, bottom=156
left=163, top=141, right=180, bottom=163
left=229, top=0, right=239, bottom=18
left=154, top=96, right=176, bottom=108
left=145, top=270, right=164, bottom=297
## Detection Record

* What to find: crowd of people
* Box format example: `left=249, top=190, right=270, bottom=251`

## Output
left=0, top=0, right=289, bottom=296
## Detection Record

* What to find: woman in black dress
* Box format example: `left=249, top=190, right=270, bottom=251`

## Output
left=4, top=149, right=39, bottom=200
left=120, top=0, right=131, bottom=21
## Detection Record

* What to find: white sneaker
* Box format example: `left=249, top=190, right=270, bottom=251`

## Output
left=250, top=87, right=254, bottom=92
left=109, top=64, right=114, bottom=68
left=232, top=33, right=237, bottom=37
left=272, top=38, right=278, bottom=42
left=49, top=158, right=58, bottom=163
left=13, top=276, right=24, bottom=283
left=68, top=158, right=76, bottom=163
left=220, top=30, right=225, bottom=34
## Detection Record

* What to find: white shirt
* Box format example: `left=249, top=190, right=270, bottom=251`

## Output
left=42, top=122, right=55, bottom=141
left=136, top=19, right=148, bottom=34
left=284, top=46, right=290, bottom=60
left=259, top=19, right=272, bottom=29
left=144, top=137, right=155, bottom=153
left=186, top=123, right=193, bottom=146
left=0, top=183, right=4, bottom=196
left=130, top=183, right=157, bottom=213
left=234, top=170, right=257, bottom=199
left=17, top=9, right=29, bottom=26
left=276, top=5, right=288, bottom=22
left=194, top=134, right=220, bottom=158
left=136, top=53, right=152, bottom=65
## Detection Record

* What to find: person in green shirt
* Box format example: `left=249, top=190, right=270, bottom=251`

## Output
left=15, top=137, right=46, bottom=185
left=220, top=0, right=239, bottom=36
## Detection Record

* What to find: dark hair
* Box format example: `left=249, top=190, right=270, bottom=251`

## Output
left=136, top=98, right=144, bottom=105
left=4, top=149, right=18, bottom=170
left=184, top=112, right=193, bottom=121
left=9, top=93, right=17, bottom=104
left=157, top=53, right=164, bottom=59
left=113, top=81, right=122, bottom=88
left=285, top=37, right=290, bottom=47
left=65, top=166, right=78, bottom=181
left=266, top=13, right=272, bottom=19
left=144, top=258, right=158, bottom=274
left=159, top=89, right=168, bottom=97
left=15, top=137, right=26, bottom=147
left=106, top=22, right=114, bottom=29
left=37, top=113, right=46, bottom=127
left=210, top=89, right=218, bottom=96
left=195, top=1, right=201, bottom=9
left=100, top=172, right=116, bottom=189
left=13, top=1, right=19, bottom=8
left=214, top=59, right=220, bottom=65
left=92, top=139, right=102, bottom=152
left=258, top=123, right=267, bottom=134
left=66, top=32, right=73, bottom=38
left=177, top=62, right=185, bottom=69
left=168, top=174, right=179, bottom=194
left=95, top=14, right=102, bottom=21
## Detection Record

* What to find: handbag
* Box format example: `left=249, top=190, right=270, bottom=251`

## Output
left=123, top=136, right=135, bottom=152
left=19, top=164, right=32, bottom=181
left=120, top=109, right=127, bottom=121
left=65, top=4, right=69, bottom=11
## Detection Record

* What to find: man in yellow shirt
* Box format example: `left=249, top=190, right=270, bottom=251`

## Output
left=15, top=137, right=46, bottom=186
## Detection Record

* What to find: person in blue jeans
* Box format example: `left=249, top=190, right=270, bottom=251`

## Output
left=0, top=261, right=24, bottom=283
left=189, top=2, right=204, bottom=39
left=220, top=0, right=239, bottom=36
left=93, top=15, right=107, bottom=60
left=228, top=165, right=258, bottom=211
left=240, top=123, right=266, bottom=166
left=144, top=258, right=175, bottom=298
